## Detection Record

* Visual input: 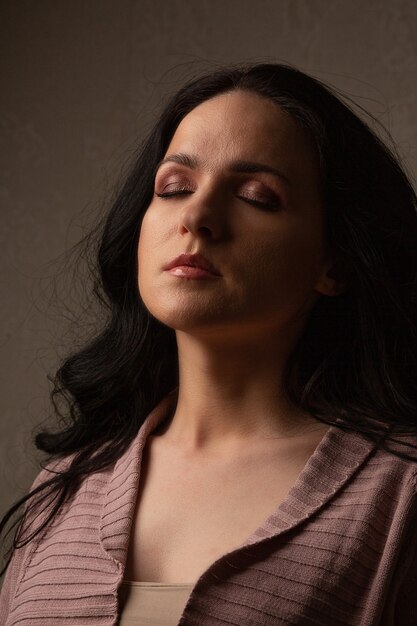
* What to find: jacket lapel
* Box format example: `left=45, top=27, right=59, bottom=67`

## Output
left=100, top=389, right=179, bottom=568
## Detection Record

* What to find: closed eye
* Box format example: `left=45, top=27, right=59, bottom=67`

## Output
left=154, top=177, right=194, bottom=197
left=236, top=194, right=280, bottom=211
left=155, top=189, right=192, bottom=198
left=154, top=189, right=280, bottom=211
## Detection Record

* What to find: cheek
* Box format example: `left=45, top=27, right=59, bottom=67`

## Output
left=246, top=228, right=324, bottom=293
left=137, top=215, right=155, bottom=289
left=137, top=225, right=147, bottom=266
left=137, top=210, right=172, bottom=296
left=138, top=210, right=158, bottom=263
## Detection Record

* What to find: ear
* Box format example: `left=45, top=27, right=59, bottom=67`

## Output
left=315, top=258, right=349, bottom=297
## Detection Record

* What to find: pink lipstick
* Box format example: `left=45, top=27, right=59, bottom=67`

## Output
left=163, top=253, right=222, bottom=279
left=166, top=265, right=220, bottom=279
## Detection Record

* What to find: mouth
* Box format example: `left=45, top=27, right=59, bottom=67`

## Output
left=163, top=252, right=222, bottom=276
left=165, top=265, right=220, bottom=279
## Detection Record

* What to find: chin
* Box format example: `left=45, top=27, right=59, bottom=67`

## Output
left=146, top=303, right=224, bottom=333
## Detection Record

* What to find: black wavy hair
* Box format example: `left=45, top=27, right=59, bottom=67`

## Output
left=1, top=62, right=417, bottom=577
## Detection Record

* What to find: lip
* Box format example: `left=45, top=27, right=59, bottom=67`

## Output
left=166, top=266, right=220, bottom=279
left=163, top=253, right=222, bottom=276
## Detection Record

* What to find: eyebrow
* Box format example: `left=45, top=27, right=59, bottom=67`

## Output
left=154, top=152, right=291, bottom=186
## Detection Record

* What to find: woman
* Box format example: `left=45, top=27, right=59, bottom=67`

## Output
left=1, top=62, right=417, bottom=626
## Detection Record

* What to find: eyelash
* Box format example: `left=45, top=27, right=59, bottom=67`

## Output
left=154, top=187, right=280, bottom=211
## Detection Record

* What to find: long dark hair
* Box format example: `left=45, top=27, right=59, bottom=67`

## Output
left=2, top=62, right=417, bottom=577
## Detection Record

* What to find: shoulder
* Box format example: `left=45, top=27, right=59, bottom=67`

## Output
left=0, top=456, right=73, bottom=621
left=354, top=433, right=417, bottom=531
left=0, top=457, right=118, bottom=625
left=374, top=433, right=417, bottom=483
left=325, top=426, right=417, bottom=528
left=363, top=432, right=417, bottom=490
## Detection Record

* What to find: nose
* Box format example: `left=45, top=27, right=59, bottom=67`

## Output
left=177, top=185, right=228, bottom=240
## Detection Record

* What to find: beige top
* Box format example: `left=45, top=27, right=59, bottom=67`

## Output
left=118, top=580, right=194, bottom=625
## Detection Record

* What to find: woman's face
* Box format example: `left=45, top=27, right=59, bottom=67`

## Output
left=138, top=89, right=339, bottom=341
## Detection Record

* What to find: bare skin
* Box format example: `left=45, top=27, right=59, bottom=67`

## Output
left=125, top=90, right=345, bottom=583
left=124, top=423, right=329, bottom=583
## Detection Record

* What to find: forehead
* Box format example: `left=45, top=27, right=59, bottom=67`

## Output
left=165, top=90, right=317, bottom=174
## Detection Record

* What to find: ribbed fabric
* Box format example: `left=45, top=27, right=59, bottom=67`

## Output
left=2, top=388, right=417, bottom=625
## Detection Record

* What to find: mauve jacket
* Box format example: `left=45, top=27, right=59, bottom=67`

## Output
left=1, top=388, right=417, bottom=625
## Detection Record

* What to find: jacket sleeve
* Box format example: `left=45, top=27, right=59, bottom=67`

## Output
left=392, top=474, right=417, bottom=625
left=394, top=539, right=417, bottom=624
left=0, top=466, right=52, bottom=624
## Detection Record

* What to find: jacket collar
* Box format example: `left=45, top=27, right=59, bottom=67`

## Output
left=240, top=419, right=376, bottom=547
left=100, top=389, right=376, bottom=569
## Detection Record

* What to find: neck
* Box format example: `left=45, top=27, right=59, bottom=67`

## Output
left=156, top=329, right=325, bottom=455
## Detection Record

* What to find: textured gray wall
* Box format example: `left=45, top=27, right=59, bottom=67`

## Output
left=1, top=0, right=416, bottom=519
